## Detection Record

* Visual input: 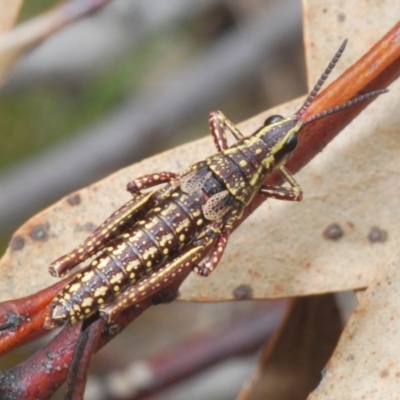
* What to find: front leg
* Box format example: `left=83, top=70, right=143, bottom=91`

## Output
left=258, top=166, right=303, bottom=201
left=209, top=111, right=244, bottom=152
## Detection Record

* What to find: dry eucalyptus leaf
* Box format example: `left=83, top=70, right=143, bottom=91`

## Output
left=308, top=246, right=400, bottom=400
left=238, top=295, right=342, bottom=400
left=303, top=0, right=400, bottom=85
left=0, top=1, right=399, bottom=306
left=0, top=0, right=22, bottom=35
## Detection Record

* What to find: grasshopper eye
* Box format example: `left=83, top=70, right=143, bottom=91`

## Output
left=264, top=115, right=283, bottom=126
left=274, top=134, right=298, bottom=163
left=284, top=133, right=298, bottom=153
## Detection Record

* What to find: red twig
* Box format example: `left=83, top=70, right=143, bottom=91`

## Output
left=0, top=323, right=81, bottom=399
left=0, top=278, right=69, bottom=355
left=65, top=317, right=105, bottom=400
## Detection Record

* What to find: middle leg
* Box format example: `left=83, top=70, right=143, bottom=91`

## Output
left=258, top=166, right=303, bottom=201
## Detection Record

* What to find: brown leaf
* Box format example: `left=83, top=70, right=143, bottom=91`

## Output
left=238, top=295, right=342, bottom=400
left=308, top=246, right=400, bottom=399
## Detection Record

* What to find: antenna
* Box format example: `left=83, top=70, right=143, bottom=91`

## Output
left=297, top=39, right=348, bottom=116
left=303, top=89, right=388, bottom=125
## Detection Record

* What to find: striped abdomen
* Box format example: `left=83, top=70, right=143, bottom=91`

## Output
left=50, top=187, right=209, bottom=324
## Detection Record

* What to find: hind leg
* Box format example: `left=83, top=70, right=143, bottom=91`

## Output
left=49, top=191, right=155, bottom=277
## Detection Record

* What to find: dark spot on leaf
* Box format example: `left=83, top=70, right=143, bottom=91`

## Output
left=368, top=226, right=388, bottom=243
left=323, top=223, right=343, bottom=241
left=29, top=224, right=49, bottom=242
left=337, top=13, right=346, bottom=22
left=84, top=222, right=97, bottom=233
left=380, top=369, right=389, bottom=378
left=10, top=235, right=25, bottom=251
left=233, top=284, right=253, bottom=300
left=67, top=193, right=81, bottom=206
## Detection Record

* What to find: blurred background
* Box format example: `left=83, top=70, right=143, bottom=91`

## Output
left=0, top=0, right=308, bottom=398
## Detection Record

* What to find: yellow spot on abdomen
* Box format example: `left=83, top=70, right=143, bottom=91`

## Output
left=81, top=298, right=94, bottom=308
left=68, top=283, right=82, bottom=293
left=110, top=272, right=124, bottom=284
left=94, top=286, right=108, bottom=298
left=81, top=271, right=95, bottom=283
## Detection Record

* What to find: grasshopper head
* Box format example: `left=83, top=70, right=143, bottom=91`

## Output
left=256, top=114, right=303, bottom=169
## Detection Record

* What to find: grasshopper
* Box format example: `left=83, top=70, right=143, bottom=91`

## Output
left=45, top=40, right=387, bottom=328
